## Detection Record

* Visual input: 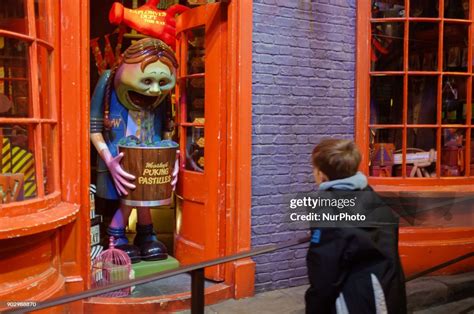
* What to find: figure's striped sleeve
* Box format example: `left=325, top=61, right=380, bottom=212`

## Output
left=90, top=70, right=111, bottom=133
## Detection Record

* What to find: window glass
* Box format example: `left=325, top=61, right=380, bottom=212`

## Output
left=410, top=0, right=439, bottom=17
left=371, top=23, right=404, bottom=71
left=444, top=0, right=469, bottom=19
left=369, top=128, right=402, bottom=177
left=0, top=124, right=37, bottom=203
left=182, top=26, right=205, bottom=173
left=0, top=38, right=31, bottom=118
left=186, top=77, right=204, bottom=123
left=0, top=0, right=28, bottom=34
left=408, top=76, right=437, bottom=125
left=442, top=76, right=467, bottom=124
left=37, top=45, right=52, bottom=118
left=371, top=76, right=403, bottom=124
left=406, top=128, right=437, bottom=178
left=368, top=1, right=473, bottom=179
left=42, top=124, right=55, bottom=194
left=0, top=1, right=57, bottom=204
left=443, top=24, right=468, bottom=72
left=372, top=1, right=405, bottom=18
left=186, top=27, right=205, bottom=75
left=185, top=126, right=204, bottom=172
left=409, top=23, right=439, bottom=72
left=441, top=128, right=466, bottom=177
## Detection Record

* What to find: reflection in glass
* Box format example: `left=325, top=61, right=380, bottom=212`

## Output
left=185, top=126, right=204, bottom=172
left=444, top=0, right=469, bottom=19
left=369, top=128, right=402, bottom=177
left=408, top=76, right=437, bottom=125
left=441, top=128, right=466, bottom=176
left=42, top=124, right=55, bottom=194
left=0, top=38, right=30, bottom=118
left=38, top=45, right=52, bottom=118
left=443, top=24, right=468, bottom=72
left=186, top=27, right=205, bottom=75
left=371, top=23, right=404, bottom=71
left=0, top=0, right=28, bottom=34
left=405, top=128, right=437, bottom=177
left=442, top=76, right=467, bottom=124
left=372, top=1, right=405, bottom=18
left=370, top=76, right=403, bottom=124
left=410, top=0, right=439, bottom=17
left=0, top=124, right=37, bottom=203
left=409, top=23, right=439, bottom=71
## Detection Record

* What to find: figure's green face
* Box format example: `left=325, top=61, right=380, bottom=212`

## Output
left=114, top=60, right=176, bottom=111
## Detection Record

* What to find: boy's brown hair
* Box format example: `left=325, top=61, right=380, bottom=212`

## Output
left=311, top=139, right=361, bottom=180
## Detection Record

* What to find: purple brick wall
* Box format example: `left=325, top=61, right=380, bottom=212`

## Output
left=252, top=0, right=357, bottom=292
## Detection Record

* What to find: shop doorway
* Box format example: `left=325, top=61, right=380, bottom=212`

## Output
left=89, top=1, right=227, bottom=284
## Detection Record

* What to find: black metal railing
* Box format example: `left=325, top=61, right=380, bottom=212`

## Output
left=3, top=235, right=473, bottom=314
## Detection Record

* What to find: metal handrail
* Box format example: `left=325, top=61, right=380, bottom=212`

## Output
left=4, top=236, right=310, bottom=314
left=404, top=251, right=474, bottom=282
left=3, top=234, right=473, bottom=314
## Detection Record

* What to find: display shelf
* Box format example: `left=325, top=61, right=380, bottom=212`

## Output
left=178, top=73, right=205, bottom=80
left=0, top=77, right=28, bottom=81
left=179, top=122, right=204, bottom=127
left=132, top=257, right=180, bottom=278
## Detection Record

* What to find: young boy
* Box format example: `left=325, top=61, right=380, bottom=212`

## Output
left=305, top=139, right=406, bottom=314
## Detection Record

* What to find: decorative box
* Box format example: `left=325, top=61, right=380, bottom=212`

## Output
left=370, top=165, right=392, bottom=177
left=90, top=215, right=103, bottom=247
left=91, top=244, right=103, bottom=263
left=371, top=143, right=395, bottom=167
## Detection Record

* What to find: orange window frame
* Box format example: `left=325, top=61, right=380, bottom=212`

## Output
left=356, top=0, right=474, bottom=191
left=0, top=0, right=60, bottom=213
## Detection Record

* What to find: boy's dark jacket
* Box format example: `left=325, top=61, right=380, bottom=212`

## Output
left=306, top=185, right=407, bottom=314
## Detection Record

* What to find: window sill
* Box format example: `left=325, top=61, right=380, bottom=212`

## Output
left=1, top=191, right=62, bottom=217
left=0, top=201, right=79, bottom=239
left=369, top=178, right=474, bottom=195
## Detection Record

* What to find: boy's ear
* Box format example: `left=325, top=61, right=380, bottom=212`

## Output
left=319, top=171, right=328, bottom=182
left=313, top=168, right=328, bottom=183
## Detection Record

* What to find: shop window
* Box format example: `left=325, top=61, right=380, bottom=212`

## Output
left=182, top=27, right=206, bottom=172
left=0, top=0, right=58, bottom=204
left=360, top=0, right=474, bottom=184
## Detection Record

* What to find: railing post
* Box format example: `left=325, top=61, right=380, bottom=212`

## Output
left=190, top=268, right=205, bottom=314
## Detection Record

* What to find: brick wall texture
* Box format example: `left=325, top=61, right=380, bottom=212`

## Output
left=252, top=0, right=357, bottom=292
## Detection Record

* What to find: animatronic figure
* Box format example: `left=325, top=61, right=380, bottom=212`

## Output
left=91, top=38, right=179, bottom=263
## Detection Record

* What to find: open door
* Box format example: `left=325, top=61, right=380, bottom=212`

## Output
left=175, top=3, right=226, bottom=281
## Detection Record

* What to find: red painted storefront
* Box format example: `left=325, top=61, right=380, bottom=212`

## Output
left=0, top=0, right=472, bottom=313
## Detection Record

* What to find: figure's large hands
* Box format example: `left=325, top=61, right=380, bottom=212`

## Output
left=171, top=150, right=180, bottom=191
left=103, top=151, right=136, bottom=196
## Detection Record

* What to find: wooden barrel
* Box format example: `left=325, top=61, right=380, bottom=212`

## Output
left=118, top=145, right=177, bottom=208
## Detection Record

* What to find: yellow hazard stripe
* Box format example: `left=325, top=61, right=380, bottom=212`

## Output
left=24, top=167, right=35, bottom=180
left=1, top=141, right=37, bottom=198
left=12, top=152, right=32, bottom=173
left=24, top=181, right=36, bottom=197
left=11, top=147, right=27, bottom=166
left=2, top=138, right=11, bottom=173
